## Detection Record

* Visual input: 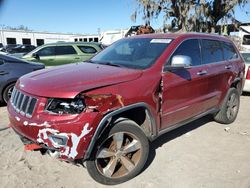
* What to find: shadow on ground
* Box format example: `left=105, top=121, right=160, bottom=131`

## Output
left=142, top=115, right=213, bottom=173
left=0, top=102, right=6, bottom=107
left=242, top=92, right=250, bottom=96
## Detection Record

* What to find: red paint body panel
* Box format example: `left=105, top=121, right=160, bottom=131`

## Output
left=18, top=63, right=143, bottom=98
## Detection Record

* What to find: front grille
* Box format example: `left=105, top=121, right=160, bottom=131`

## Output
left=10, top=87, right=37, bottom=118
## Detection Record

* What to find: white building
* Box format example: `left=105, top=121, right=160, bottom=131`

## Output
left=0, top=29, right=99, bottom=46
left=99, top=29, right=129, bottom=46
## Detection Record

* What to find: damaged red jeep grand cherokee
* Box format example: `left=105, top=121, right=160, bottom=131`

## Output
left=8, top=33, right=244, bottom=185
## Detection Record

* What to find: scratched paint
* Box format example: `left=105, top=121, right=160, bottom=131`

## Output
left=21, top=120, right=51, bottom=127
left=29, top=121, right=51, bottom=127
left=68, top=123, right=92, bottom=158
left=36, top=123, right=92, bottom=159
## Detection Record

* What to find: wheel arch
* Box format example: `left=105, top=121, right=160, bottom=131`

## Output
left=83, top=102, right=157, bottom=160
left=230, top=77, right=242, bottom=94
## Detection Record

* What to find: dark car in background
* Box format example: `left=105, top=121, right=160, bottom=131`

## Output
left=0, top=54, right=44, bottom=104
left=1, top=44, right=19, bottom=52
left=7, top=44, right=36, bottom=54
left=22, top=42, right=103, bottom=66
left=1, top=44, right=36, bottom=58
left=0, top=43, right=3, bottom=50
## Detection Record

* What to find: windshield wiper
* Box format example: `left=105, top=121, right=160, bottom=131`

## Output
left=97, top=61, right=124, bottom=68
left=84, top=60, right=122, bottom=67
left=84, top=60, right=95, bottom=63
left=103, top=62, right=123, bottom=67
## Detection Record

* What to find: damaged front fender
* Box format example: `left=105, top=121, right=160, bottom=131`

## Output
left=83, top=93, right=124, bottom=113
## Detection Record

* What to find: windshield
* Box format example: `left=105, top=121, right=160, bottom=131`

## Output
left=242, top=53, right=250, bottom=64
left=91, top=38, right=172, bottom=69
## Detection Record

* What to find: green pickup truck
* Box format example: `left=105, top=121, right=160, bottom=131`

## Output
left=22, top=42, right=103, bottom=66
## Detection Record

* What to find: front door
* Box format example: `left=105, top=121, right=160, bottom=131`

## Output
left=160, top=39, right=210, bottom=130
left=35, top=46, right=56, bottom=66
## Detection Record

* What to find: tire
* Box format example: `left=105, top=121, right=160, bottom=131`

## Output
left=214, top=88, right=240, bottom=124
left=86, top=119, right=149, bottom=185
left=2, top=83, right=15, bottom=104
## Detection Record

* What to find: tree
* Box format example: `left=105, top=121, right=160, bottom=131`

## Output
left=1, top=25, right=31, bottom=31
left=132, top=0, right=249, bottom=33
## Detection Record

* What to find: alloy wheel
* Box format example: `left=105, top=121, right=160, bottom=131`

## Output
left=95, top=132, right=142, bottom=178
left=226, top=93, right=239, bottom=121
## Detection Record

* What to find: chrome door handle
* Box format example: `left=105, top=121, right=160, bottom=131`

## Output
left=197, top=70, right=207, bottom=76
left=225, top=65, right=232, bottom=69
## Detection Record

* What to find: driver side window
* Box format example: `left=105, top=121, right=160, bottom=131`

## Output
left=37, top=46, right=56, bottom=57
left=170, top=39, right=201, bottom=66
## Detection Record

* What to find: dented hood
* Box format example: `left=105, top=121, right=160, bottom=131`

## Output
left=17, top=62, right=143, bottom=98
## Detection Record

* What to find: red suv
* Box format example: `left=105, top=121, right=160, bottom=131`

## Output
left=8, top=33, right=245, bottom=185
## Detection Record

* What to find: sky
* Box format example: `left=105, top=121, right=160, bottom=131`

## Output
left=0, top=0, right=249, bottom=35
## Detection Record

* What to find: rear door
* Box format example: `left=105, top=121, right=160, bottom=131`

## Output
left=161, top=39, right=211, bottom=129
left=200, top=39, right=235, bottom=109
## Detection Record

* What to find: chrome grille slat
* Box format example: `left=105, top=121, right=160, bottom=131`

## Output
left=10, top=87, right=37, bottom=118
left=10, top=88, right=16, bottom=103
left=13, top=91, right=20, bottom=108
left=25, top=97, right=32, bottom=114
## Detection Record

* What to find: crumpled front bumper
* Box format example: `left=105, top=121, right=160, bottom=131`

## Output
left=8, top=99, right=101, bottom=161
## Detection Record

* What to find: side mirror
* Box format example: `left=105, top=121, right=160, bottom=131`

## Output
left=32, top=53, right=40, bottom=60
left=171, top=55, right=192, bottom=68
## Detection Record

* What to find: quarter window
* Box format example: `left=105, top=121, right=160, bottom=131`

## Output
left=37, top=46, right=56, bottom=56
left=171, top=39, right=201, bottom=66
left=78, top=46, right=97, bottom=54
left=55, top=46, right=77, bottom=55
left=222, top=42, right=238, bottom=60
left=201, top=39, right=224, bottom=64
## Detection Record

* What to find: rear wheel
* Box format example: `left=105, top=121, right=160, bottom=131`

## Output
left=214, top=88, right=240, bottom=124
left=86, top=119, right=149, bottom=185
left=3, top=83, right=15, bottom=104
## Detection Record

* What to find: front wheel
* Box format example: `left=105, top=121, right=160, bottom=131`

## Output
left=3, top=83, right=15, bottom=104
left=86, top=119, right=149, bottom=185
left=214, top=88, right=240, bottom=124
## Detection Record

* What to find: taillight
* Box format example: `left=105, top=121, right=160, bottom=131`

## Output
left=246, top=66, right=250, bottom=80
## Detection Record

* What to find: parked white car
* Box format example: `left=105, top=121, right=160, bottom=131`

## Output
left=241, top=52, right=250, bottom=92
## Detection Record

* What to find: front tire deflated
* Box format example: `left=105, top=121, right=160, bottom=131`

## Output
left=86, top=119, right=149, bottom=185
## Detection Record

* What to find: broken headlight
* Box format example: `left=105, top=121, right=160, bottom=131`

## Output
left=45, top=98, right=85, bottom=115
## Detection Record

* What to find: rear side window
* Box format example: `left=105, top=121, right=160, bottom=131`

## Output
left=37, top=46, right=56, bottom=56
left=55, top=46, right=77, bottom=55
left=222, top=42, right=238, bottom=60
left=78, top=46, right=97, bottom=54
left=171, top=39, right=201, bottom=66
left=201, top=39, right=224, bottom=64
